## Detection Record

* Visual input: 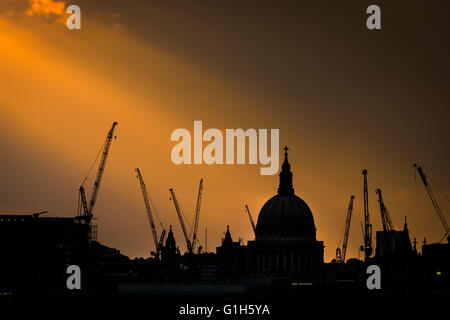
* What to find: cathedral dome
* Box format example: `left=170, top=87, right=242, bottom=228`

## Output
left=255, top=147, right=317, bottom=241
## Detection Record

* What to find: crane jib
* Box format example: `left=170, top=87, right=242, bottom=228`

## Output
left=87, top=122, right=118, bottom=218
left=78, top=122, right=118, bottom=224
left=136, top=168, right=161, bottom=254
left=414, top=164, right=450, bottom=241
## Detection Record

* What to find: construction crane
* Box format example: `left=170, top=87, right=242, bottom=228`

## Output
left=191, top=179, right=203, bottom=253
left=158, top=229, right=166, bottom=253
left=375, top=188, right=395, bottom=232
left=78, top=186, right=89, bottom=218
left=414, top=164, right=450, bottom=243
left=78, top=121, right=118, bottom=224
left=336, top=195, right=355, bottom=263
left=32, top=211, right=48, bottom=218
left=362, top=169, right=373, bottom=260
left=245, top=205, right=256, bottom=236
left=359, top=221, right=365, bottom=260
left=169, top=188, right=193, bottom=253
left=135, top=168, right=166, bottom=256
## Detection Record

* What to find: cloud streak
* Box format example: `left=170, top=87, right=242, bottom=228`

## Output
left=26, top=0, right=65, bottom=17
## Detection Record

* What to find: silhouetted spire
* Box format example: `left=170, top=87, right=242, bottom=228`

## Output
left=224, top=225, right=232, bottom=245
left=166, top=225, right=176, bottom=248
left=278, top=146, right=294, bottom=196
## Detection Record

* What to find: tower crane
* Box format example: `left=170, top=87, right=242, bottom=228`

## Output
left=336, top=196, right=355, bottom=263
left=362, top=169, right=373, bottom=260
left=375, top=188, right=395, bottom=232
left=414, top=164, right=450, bottom=243
left=78, top=186, right=89, bottom=219
left=191, top=179, right=203, bottom=253
left=158, top=229, right=167, bottom=253
left=245, top=205, right=256, bottom=236
left=135, top=168, right=166, bottom=256
left=336, top=195, right=354, bottom=263
left=359, top=221, right=365, bottom=259
left=169, top=188, right=193, bottom=253
left=78, top=122, right=118, bottom=225
left=32, top=211, right=48, bottom=218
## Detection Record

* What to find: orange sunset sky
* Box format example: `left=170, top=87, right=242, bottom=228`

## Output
left=0, top=0, right=449, bottom=262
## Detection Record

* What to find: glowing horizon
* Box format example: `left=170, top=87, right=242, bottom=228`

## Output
left=1, top=1, right=449, bottom=262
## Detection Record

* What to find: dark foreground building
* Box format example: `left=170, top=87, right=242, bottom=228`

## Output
left=0, top=214, right=130, bottom=298
left=375, top=218, right=413, bottom=258
left=0, top=148, right=448, bottom=301
left=0, top=214, right=89, bottom=297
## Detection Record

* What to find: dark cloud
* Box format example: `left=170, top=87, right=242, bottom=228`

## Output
left=0, top=0, right=29, bottom=16
left=71, top=0, right=450, bottom=110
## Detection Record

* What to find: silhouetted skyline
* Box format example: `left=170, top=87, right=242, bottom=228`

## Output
left=0, top=1, right=449, bottom=262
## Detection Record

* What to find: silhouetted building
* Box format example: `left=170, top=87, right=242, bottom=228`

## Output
left=216, top=226, right=247, bottom=280
left=2, top=146, right=449, bottom=299
left=375, top=218, right=413, bottom=258
left=422, top=242, right=450, bottom=279
left=247, top=147, right=324, bottom=281
left=0, top=214, right=89, bottom=297
left=160, top=226, right=180, bottom=281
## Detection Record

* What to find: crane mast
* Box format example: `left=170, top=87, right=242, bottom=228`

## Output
left=191, top=179, right=203, bottom=253
left=135, top=168, right=161, bottom=255
left=414, top=164, right=450, bottom=243
left=245, top=205, right=256, bottom=236
left=336, top=195, right=354, bottom=263
left=169, top=188, right=193, bottom=253
left=375, top=188, right=395, bottom=232
left=78, top=186, right=89, bottom=218
left=79, top=122, right=118, bottom=224
left=158, top=229, right=166, bottom=253
left=362, top=169, right=373, bottom=260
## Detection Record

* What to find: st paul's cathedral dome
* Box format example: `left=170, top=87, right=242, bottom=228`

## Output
left=247, top=146, right=324, bottom=279
left=256, top=146, right=316, bottom=242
